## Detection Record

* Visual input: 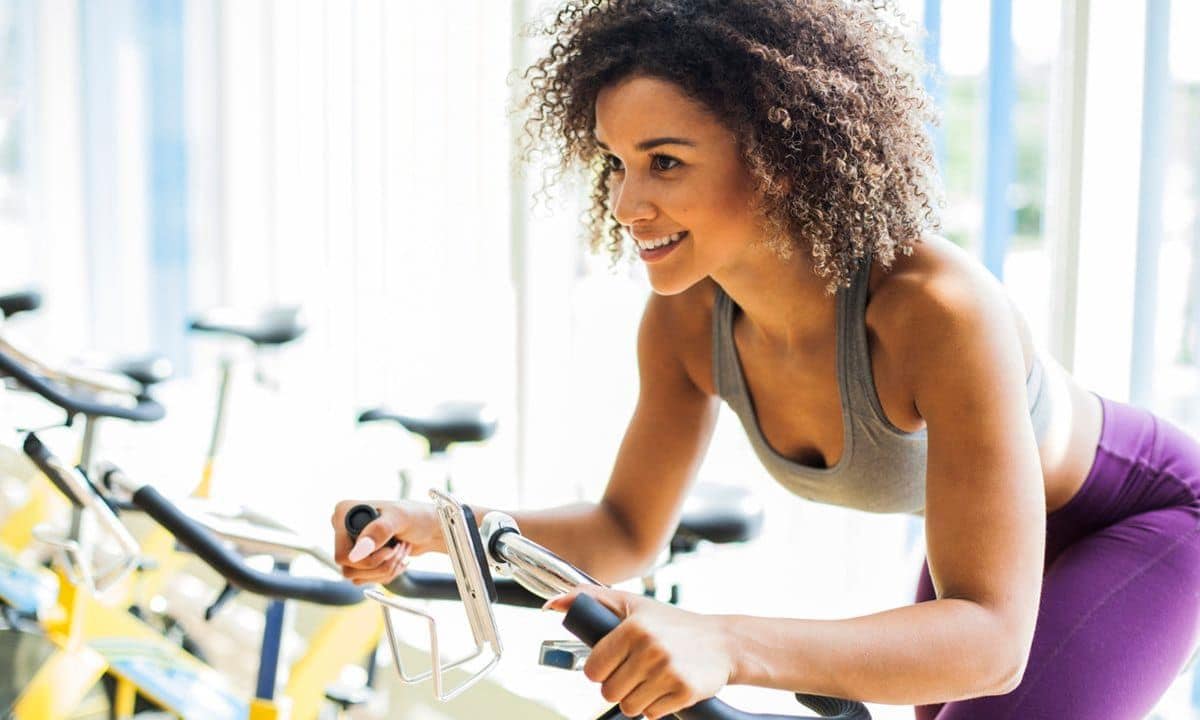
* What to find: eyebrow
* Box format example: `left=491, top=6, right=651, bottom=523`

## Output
left=594, top=137, right=697, bottom=152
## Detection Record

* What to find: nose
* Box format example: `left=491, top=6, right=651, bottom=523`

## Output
left=610, top=174, right=656, bottom=227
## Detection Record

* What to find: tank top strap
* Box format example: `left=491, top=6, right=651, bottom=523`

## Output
left=836, top=252, right=876, bottom=417
left=711, top=284, right=737, bottom=401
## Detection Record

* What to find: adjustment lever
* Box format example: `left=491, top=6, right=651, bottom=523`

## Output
left=205, top=581, right=241, bottom=620
left=539, top=639, right=591, bottom=671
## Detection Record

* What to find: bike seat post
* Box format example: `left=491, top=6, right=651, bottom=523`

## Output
left=252, top=343, right=283, bottom=393
left=402, top=441, right=454, bottom=500
left=200, top=355, right=235, bottom=498
left=68, top=413, right=103, bottom=542
left=427, top=444, right=454, bottom=494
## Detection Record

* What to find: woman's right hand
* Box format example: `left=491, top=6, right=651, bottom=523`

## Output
left=331, top=499, right=444, bottom=585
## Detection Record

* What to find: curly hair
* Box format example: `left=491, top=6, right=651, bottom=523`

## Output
left=515, top=0, right=943, bottom=293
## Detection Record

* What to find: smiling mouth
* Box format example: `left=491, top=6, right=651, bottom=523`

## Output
left=632, top=230, right=689, bottom=251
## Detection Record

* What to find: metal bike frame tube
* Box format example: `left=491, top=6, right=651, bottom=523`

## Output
left=491, top=530, right=605, bottom=599
left=69, top=415, right=100, bottom=539
left=255, top=561, right=289, bottom=700
left=206, top=357, right=234, bottom=465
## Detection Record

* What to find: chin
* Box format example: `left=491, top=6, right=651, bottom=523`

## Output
left=647, top=271, right=703, bottom=296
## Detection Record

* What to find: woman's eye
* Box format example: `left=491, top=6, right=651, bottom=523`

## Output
left=651, top=154, right=681, bottom=171
left=604, top=154, right=680, bottom=174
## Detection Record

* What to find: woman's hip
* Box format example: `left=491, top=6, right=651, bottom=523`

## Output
left=1045, top=394, right=1200, bottom=559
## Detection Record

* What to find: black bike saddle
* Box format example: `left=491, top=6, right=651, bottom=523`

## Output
left=672, top=483, right=765, bottom=551
left=110, top=354, right=174, bottom=388
left=0, top=289, right=42, bottom=319
left=189, top=306, right=306, bottom=346
left=357, top=401, right=498, bottom=454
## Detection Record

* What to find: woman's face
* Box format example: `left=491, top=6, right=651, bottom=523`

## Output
left=594, top=75, right=765, bottom=295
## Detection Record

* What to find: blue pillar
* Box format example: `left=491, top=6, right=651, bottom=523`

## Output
left=141, top=0, right=190, bottom=372
left=982, top=0, right=1014, bottom=279
left=14, top=0, right=36, bottom=188
left=78, top=0, right=124, bottom=351
left=922, top=0, right=944, bottom=171
left=1130, top=0, right=1171, bottom=408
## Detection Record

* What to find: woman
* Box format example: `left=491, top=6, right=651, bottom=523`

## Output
left=332, top=2, right=1200, bottom=717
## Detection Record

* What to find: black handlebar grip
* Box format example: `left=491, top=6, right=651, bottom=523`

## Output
left=562, top=594, right=871, bottom=720
left=23, top=433, right=84, bottom=508
left=562, top=591, right=622, bottom=645
left=343, top=504, right=400, bottom=549
left=0, top=347, right=165, bottom=423
left=385, top=570, right=546, bottom=608
left=132, top=485, right=363, bottom=606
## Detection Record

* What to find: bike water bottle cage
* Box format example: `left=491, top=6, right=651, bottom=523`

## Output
left=362, top=488, right=502, bottom=701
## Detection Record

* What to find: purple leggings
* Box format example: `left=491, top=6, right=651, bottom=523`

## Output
left=915, top=395, right=1200, bottom=719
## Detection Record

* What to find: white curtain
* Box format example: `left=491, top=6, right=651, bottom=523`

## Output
left=182, top=0, right=520, bottom=511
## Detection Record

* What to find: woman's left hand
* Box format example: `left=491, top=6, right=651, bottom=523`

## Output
left=542, top=586, right=736, bottom=720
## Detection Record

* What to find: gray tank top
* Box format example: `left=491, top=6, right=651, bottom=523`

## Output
left=712, top=253, right=1052, bottom=515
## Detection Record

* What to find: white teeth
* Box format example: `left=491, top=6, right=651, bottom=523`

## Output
left=634, top=231, right=686, bottom=250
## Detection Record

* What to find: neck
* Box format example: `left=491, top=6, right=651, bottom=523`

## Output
left=712, top=243, right=843, bottom=352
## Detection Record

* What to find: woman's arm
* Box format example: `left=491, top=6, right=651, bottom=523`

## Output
left=722, top=266, right=1046, bottom=704
left=338, top=290, right=720, bottom=586
left=490, top=290, right=720, bottom=583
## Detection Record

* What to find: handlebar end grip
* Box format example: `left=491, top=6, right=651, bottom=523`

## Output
left=22, top=432, right=84, bottom=508
left=343, top=504, right=399, bottom=548
left=22, top=432, right=51, bottom=465
left=345, top=505, right=378, bottom=539
left=562, top=593, right=622, bottom=647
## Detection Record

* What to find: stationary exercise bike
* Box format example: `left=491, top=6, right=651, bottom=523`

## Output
left=0, top=343, right=382, bottom=719
left=346, top=490, right=871, bottom=719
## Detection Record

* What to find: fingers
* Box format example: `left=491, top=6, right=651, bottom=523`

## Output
left=597, top=641, right=671, bottom=718
left=540, top=591, right=577, bottom=613
left=617, top=679, right=663, bottom=719
left=589, top=586, right=637, bottom=618
left=546, top=587, right=643, bottom=685
left=542, top=586, right=635, bottom=616
left=543, top=587, right=691, bottom=720
left=583, top=622, right=636, bottom=685
left=332, top=501, right=418, bottom=587
left=640, top=690, right=689, bottom=720
left=355, top=540, right=404, bottom=572
left=331, top=499, right=405, bottom=567
left=341, top=541, right=412, bottom=585
left=599, top=654, right=649, bottom=707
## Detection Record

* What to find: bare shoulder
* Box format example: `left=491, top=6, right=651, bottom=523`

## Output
left=871, top=237, right=1007, bottom=315
left=640, top=278, right=719, bottom=397
left=869, top=236, right=1033, bottom=385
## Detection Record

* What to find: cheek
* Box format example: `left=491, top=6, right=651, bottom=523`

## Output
left=696, top=173, right=756, bottom=223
